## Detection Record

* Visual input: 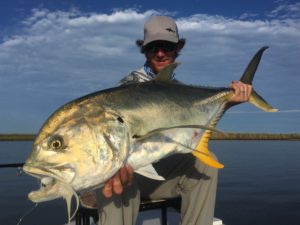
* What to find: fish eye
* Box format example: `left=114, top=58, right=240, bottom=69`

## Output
left=48, top=135, right=65, bottom=151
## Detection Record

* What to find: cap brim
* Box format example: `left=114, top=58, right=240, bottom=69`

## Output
left=143, top=33, right=178, bottom=46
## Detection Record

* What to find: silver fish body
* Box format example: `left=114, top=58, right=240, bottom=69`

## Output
left=24, top=82, right=228, bottom=192
left=23, top=47, right=277, bottom=221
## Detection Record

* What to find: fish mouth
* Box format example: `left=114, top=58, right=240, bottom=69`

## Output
left=23, top=164, right=76, bottom=202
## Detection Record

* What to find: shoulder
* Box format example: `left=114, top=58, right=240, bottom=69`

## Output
left=118, top=68, right=153, bottom=86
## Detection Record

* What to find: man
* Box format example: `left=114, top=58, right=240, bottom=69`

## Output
left=97, top=15, right=252, bottom=225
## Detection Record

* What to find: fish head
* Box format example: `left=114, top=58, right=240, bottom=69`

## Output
left=23, top=100, right=130, bottom=203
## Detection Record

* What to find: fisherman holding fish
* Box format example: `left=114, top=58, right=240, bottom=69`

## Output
left=97, top=16, right=252, bottom=225
left=24, top=15, right=277, bottom=224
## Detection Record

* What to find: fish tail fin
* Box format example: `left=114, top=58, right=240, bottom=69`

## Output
left=249, top=90, right=278, bottom=112
left=239, top=46, right=278, bottom=112
left=239, top=46, right=268, bottom=84
left=192, top=130, right=224, bottom=169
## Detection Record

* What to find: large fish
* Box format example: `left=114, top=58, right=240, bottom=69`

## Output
left=23, top=46, right=277, bottom=222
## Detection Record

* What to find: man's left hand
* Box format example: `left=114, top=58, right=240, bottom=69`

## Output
left=228, top=80, right=252, bottom=103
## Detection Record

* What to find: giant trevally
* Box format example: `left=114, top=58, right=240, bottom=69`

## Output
left=23, top=46, right=277, bottom=222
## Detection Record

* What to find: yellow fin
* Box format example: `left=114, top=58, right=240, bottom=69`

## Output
left=192, top=130, right=224, bottom=169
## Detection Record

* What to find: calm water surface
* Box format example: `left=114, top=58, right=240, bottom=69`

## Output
left=0, top=141, right=299, bottom=225
left=213, top=141, right=300, bottom=225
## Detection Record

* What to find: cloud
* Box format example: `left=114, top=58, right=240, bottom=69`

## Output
left=0, top=9, right=150, bottom=94
left=267, top=2, right=300, bottom=19
left=1, top=8, right=299, bottom=89
left=0, top=7, right=299, bottom=132
left=239, top=13, right=259, bottom=20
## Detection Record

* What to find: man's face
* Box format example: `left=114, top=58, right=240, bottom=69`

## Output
left=144, top=41, right=178, bottom=74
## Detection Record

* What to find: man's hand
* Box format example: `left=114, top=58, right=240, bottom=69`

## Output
left=228, top=80, right=252, bottom=103
left=102, top=165, right=134, bottom=198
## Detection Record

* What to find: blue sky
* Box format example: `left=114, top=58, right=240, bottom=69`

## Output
left=0, top=0, right=299, bottom=133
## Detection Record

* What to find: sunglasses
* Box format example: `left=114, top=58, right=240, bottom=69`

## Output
left=144, top=42, right=177, bottom=53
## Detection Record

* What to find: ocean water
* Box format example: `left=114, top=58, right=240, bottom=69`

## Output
left=213, top=140, right=300, bottom=225
left=0, top=140, right=300, bottom=225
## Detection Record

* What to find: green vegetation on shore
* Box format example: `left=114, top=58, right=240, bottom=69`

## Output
left=0, top=134, right=36, bottom=141
left=211, top=132, right=300, bottom=140
left=1, top=133, right=300, bottom=141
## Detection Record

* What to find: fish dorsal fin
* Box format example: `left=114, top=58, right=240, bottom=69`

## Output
left=134, top=164, right=165, bottom=180
left=155, top=62, right=180, bottom=82
left=192, top=130, right=224, bottom=169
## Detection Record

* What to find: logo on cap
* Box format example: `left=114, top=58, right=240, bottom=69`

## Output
left=166, top=28, right=175, bottom=33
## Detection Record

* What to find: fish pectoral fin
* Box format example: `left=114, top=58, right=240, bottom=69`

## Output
left=192, top=130, right=224, bottom=169
left=134, top=164, right=165, bottom=180
left=134, top=125, right=222, bottom=140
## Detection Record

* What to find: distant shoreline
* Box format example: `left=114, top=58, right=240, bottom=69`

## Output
left=1, top=133, right=299, bottom=141
left=211, top=132, right=300, bottom=140
left=0, top=134, right=35, bottom=141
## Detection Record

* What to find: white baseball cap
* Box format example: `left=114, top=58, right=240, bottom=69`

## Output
left=143, top=16, right=179, bottom=46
